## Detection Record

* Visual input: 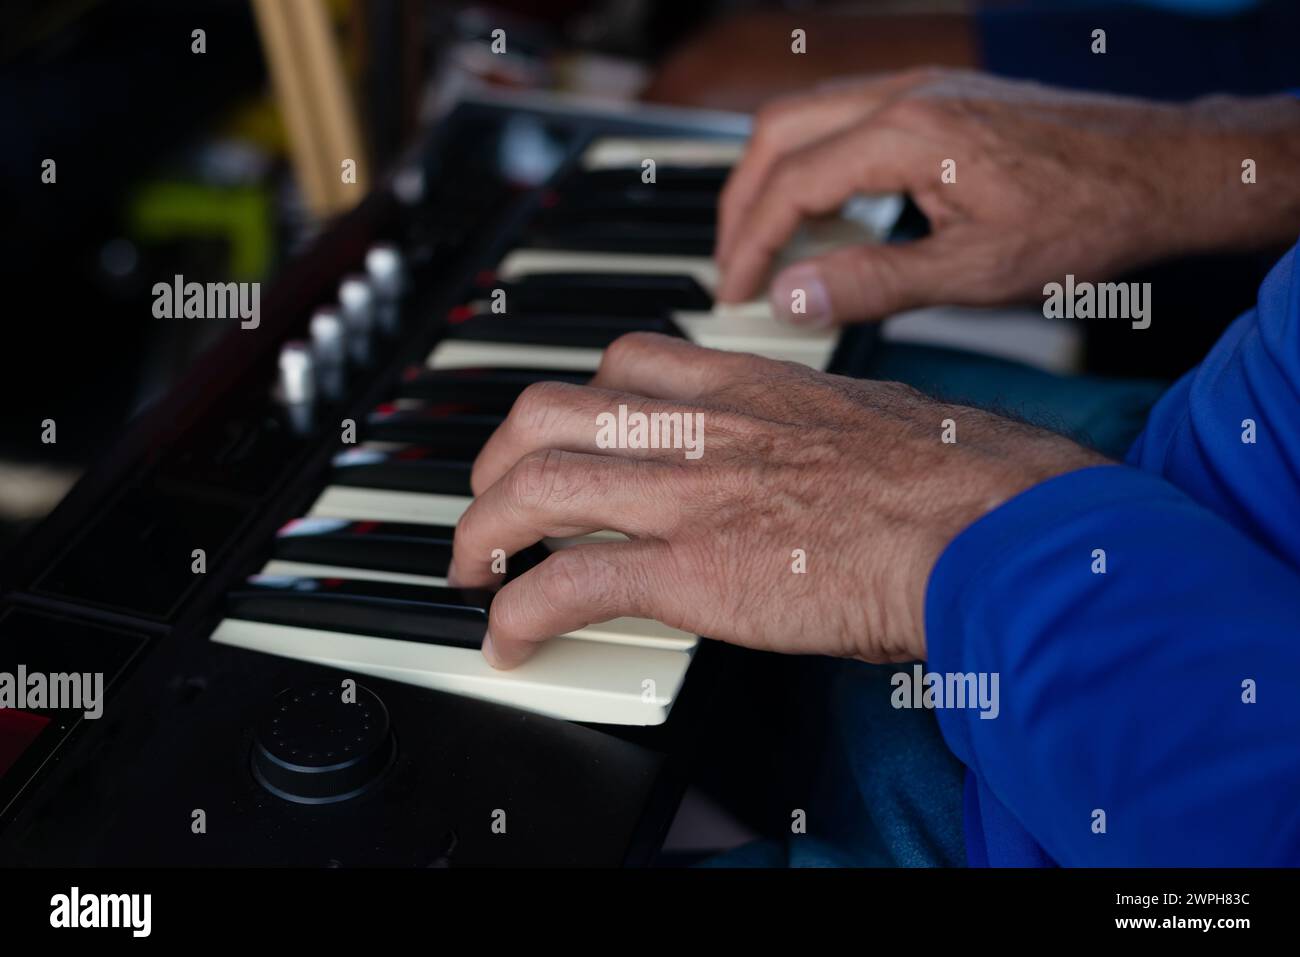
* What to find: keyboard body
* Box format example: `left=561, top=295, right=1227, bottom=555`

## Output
left=0, top=94, right=887, bottom=865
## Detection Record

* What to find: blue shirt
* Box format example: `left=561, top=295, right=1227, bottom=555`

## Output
left=977, top=1, right=1300, bottom=101
left=926, top=242, right=1300, bottom=865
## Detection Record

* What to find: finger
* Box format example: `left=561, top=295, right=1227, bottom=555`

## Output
left=587, top=331, right=772, bottom=401
left=717, top=124, right=922, bottom=303
left=766, top=234, right=974, bottom=325
left=469, top=379, right=715, bottom=495
left=717, top=70, right=938, bottom=260
left=718, top=96, right=874, bottom=262
left=451, top=450, right=686, bottom=588
left=483, top=539, right=685, bottom=669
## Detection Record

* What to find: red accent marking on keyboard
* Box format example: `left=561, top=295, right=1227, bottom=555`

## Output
left=474, top=270, right=496, bottom=287
left=351, top=521, right=380, bottom=535
left=414, top=403, right=465, bottom=418
left=0, top=711, right=50, bottom=780
left=447, top=305, right=475, bottom=324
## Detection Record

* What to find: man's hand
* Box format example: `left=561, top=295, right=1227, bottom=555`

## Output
left=716, top=69, right=1300, bottom=325
left=447, top=333, right=1106, bottom=669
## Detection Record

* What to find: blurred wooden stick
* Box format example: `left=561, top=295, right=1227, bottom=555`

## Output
left=288, top=0, right=369, bottom=205
left=251, top=0, right=367, bottom=217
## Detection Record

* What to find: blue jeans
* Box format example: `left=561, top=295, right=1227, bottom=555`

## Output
left=702, top=342, right=1167, bottom=867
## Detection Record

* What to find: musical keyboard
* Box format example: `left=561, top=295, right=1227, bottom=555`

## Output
left=0, top=95, right=902, bottom=864
left=204, top=114, right=901, bottom=726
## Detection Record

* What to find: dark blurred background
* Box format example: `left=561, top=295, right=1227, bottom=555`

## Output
left=2, top=0, right=1297, bottom=557
left=0, top=0, right=709, bottom=553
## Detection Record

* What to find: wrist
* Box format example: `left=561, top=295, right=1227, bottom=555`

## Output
left=903, top=412, right=1109, bottom=662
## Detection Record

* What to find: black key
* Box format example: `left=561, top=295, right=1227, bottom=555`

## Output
left=275, top=517, right=456, bottom=576
left=273, top=517, right=549, bottom=580
left=568, top=166, right=732, bottom=193
left=395, top=367, right=589, bottom=408
left=446, top=312, right=679, bottom=349
left=536, top=189, right=717, bottom=227
left=525, top=223, right=716, bottom=257
left=485, top=273, right=712, bottom=317
left=228, top=576, right=492, bottom=648
left=364, top=406, right=502, bottom=450
left=332, top=446, right=474, bottom=495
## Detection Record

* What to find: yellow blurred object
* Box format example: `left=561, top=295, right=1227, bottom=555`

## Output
left=224, top=97, right=289, bottom=153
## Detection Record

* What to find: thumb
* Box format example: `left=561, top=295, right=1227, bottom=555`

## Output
left=768, top=237, right=961, bottom=326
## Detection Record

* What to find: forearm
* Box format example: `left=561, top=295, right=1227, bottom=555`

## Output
left=1165, top=93, right=1300, bottom=258
left=926, top=465, right=1300, bottom=865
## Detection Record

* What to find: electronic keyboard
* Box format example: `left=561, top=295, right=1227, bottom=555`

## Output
left=0, top=93, right=899, bottom=865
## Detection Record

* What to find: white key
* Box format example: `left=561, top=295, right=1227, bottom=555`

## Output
left=570, top=617, right=696, bottom=651
left=210, top=619, right=690, bottom=726
left=582, top=137, right=747, bottom=171
left=261, top=559, right=447, bottom=588
left=671, top=303, right=836, bottom=368
left=309, top=488, right=635, bottom=539
left=498, top=240, right=886, bottom=292
left=492, top=249, right=837, bottom=368
left=341, top=439, right=415, bottom=453
left=311, top=486, right=472, bottom=526
left=498, top=249, right=720, bottom=290
left=428, top=339, right=604, bottom=372
left=434, top=310, right=833, bottom=369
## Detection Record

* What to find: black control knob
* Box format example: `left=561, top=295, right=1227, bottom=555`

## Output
left=252, top=682, right=396, bottom=804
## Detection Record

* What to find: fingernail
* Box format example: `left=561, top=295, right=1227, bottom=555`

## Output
left=481, top=630, right=502, bottom=669
left=771, top=265, right=832, bottom=326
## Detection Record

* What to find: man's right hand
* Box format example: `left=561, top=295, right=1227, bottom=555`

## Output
left=716, top=69, right=1300, bottom=326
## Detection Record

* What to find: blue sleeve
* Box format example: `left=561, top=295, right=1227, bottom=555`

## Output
left=1127, top=243, right=1300, bottom=569
left=926, top=465, right=1300, bottom=865
left=975, top=1, right=1300, bottom=100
